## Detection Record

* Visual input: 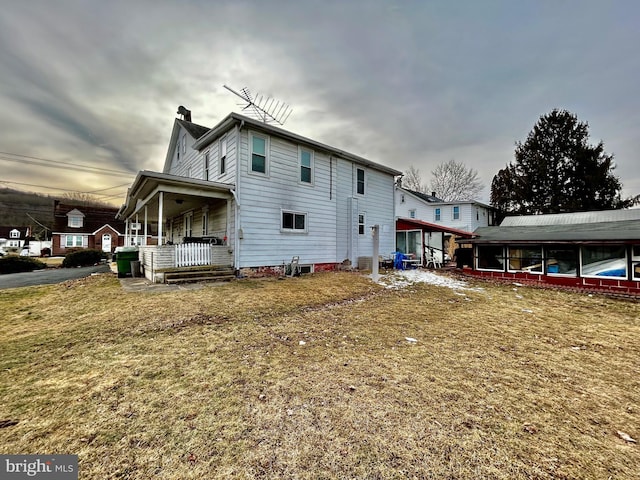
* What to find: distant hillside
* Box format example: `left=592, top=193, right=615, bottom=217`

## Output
left=0, top=188, right=118, bottom=240
left=0, top=188, right=55, bottom=238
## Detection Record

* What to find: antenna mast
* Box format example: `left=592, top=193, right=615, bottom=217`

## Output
left=223, top=85, right=292, bottom=126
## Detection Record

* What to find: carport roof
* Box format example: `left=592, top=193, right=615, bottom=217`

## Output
left=396, top=218, right=475, bottom=237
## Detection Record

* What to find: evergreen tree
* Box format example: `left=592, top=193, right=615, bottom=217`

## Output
left=491, top=109, right=628, bottom=215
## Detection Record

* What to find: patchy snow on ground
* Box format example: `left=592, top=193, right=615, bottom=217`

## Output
left=376, top=269, right=480, bottom=291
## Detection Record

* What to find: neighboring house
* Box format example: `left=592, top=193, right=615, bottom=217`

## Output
left=51, top=202, right=127, bottom=256
left=0, top=226, right=31, bottom=252
left=464, top=208, right=640, bottom=295
left=117, top=110, right=402, bottom=282
left=394, top=186, right=496, bottom=265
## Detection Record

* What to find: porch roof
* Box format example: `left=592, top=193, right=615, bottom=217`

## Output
left=396, top=217, right=475, bottom=237
left=117, top=171, right=235, bottom=220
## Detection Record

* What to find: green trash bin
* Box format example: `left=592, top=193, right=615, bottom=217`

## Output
left=115, top=247, right=139, bottom=278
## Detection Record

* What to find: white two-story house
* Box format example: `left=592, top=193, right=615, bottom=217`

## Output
left=117, top=110, right=401, bottom=282
left=394, top=186, right=496, bottom=265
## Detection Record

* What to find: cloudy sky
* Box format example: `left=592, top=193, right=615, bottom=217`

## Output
left=1, top=0, right=638, bottom=205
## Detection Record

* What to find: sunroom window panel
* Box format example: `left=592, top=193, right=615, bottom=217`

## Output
left=581, top=245, right=626, bottom=278
left=476, top=245, right=505, bottom=271
left=546, top=246, right=578, bottom=275
left=508, top=246, right=543, bottom=272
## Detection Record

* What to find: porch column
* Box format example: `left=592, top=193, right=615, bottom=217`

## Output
left=135, top=213, right=139, bottom=246
left=125, top=219, right=130, bottom=246
left=226, top=199, right=231, bottom=245
left=144, top=206, right=148, bottom=246
left=157, top=192, right=164, bottom=245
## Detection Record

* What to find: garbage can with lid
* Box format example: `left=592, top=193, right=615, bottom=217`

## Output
left=114, top=246, right=139, bottom=278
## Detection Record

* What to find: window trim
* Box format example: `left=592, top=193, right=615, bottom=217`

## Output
left=358, top=212, right=366, bottom=235
left=434, top=208, right=441, bottom=222
left=299, top=146, right=314, bottom=185
left=409, top=209, right=416, bottom=219
left=220, top=135, right=227, bottom=175
left=452, top=205, right=460, bottom=220
left=65, top=235, right=84, bottom=248
left=249, top=131, right=269, bottom=175
left=356, top=168, right=365, bottom=195
left=204, top=151, right=210, bottom=180
left=9, top=229, right=20, bottom=239
left=281, top=210, right=308, bottom=233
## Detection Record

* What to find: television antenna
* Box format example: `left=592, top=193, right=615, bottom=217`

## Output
left=223, top=85, right=292, bottom=126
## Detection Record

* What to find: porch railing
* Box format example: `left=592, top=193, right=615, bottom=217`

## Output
left=176, top=243, right=214, bottom=267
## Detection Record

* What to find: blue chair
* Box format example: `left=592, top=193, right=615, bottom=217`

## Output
left=393, top=252, right=405, bottom=270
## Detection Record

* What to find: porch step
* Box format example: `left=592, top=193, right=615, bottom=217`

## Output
left=164, top=267, right=235, bottom=284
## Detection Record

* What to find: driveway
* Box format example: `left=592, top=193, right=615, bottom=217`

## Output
left=0, top=264, right=111, bottom=289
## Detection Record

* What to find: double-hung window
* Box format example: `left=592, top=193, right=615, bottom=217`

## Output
left=453, top=206, right=460, bottom=220
left=65, top=235, right=83, bottom=247
left=251, top=133, right=268, bottom=174
left=358, top=213, right=365, bottom=235
left=435, top=208, right=441, bottom=221
left=356, top=168, right=365, bottom=195
left=220, top=136, right=227, bottom=174
left=204, top=152, right=210, bottom=180
left=300, top=148, right=313, bottom=183
left=282, top=211, right=307, bottom=232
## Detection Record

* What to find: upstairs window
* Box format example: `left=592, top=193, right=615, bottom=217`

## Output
left=409, top=209, right=416, bottom=219
left=282, top=211, right=307, bottom=232
left=204, top=152, right=210, bottom=180
left=9, top=229, right=20, bottom=239
left=182, top=134, right=187, bottom=154
left=300, top=148, right=313, bottom=183
left=435, top=208, right=441, bottom=221
left=356, top=168, right=365, bottom=195
left=68, top=216, right=83, bottom=228
left=251, top=133, right=267, bottom=174
left=453, top=206, right=460, bottom=220
left=220, top=136, right=227, bottom=174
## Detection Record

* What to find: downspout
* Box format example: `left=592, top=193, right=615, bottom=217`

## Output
left=234, top=120, right=244, bottom=271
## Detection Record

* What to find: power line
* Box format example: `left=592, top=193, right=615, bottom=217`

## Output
left=0, top=180, right=128, bottom=198
left=0, top=151, right=135, bottom=176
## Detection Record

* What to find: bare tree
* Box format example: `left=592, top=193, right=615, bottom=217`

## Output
left=60, top=192, right=113, bottom=207
left=429, top=159, right=483, bottom=201
left=402, top=165, right=427, bottom=193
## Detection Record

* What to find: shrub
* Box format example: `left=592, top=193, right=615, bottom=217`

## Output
left=62, top=249, right=106, bottom=268
left=0, top=255, right=47, bottom=274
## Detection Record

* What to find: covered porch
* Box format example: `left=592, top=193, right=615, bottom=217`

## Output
left=117, top=171, right=236, bottom=283
left=395, top=218, right=474, bottom=268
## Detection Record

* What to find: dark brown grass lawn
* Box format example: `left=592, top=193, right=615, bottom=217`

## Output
left=0, top=271, right=638, bottom=479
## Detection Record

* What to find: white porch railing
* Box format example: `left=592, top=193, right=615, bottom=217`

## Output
left=176, top=243, right=214, bottom=267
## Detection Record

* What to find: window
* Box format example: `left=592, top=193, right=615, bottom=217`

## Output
left=409, top=209, right=416, bottom=219
left=282, top=211, right=307, bottom=232
left=184, top=214, right=193, bottom=238
left=395, top=230, right=422, bottom=262
left=68, top=216, right=83, bottom=228
left=633, top=245, right=640, bottom=280
left=8, top=240, right=20, bottom=248
left=9, top=229, right=20, bottom=239
left=300, top=148, right=313, bottom=183
left=581, top=245, right=626, bottom=278
left=435, top=208, right=441, bottom=221
left=453, top=206, right=460, bottom=220
left=508, top=246, right=543, bottom=273
left=182, top=134, right=186, bottom=154
left=220, top=136, right=227, bottom=174
left=356, top=168, right=365, bottom=195
left=65, top=235, right=83, bottom=247
left=358, top=213, right=365, bottom=235
left=204, top=152, right=210, bottom=180
left=202, top=211, right=209, bottom=236
left=545, top=246, right=578, bottom=275
left=476, top=245, right=505, bottom=271
left=251, top=133, right=267, bottom=174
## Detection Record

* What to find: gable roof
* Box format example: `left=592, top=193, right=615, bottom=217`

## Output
left=162, top=118, right=212, bottom=173
left=470, top=209, right=640, bottom=244
left=53, top=202, right=125, bottom=235
left=193, top=112, right=403, bottom=177
left=399, top=187, right=444, bottom=203
left=176, top=119, right=210, bottom=140
left=0, top=226, right=30, bottom=240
